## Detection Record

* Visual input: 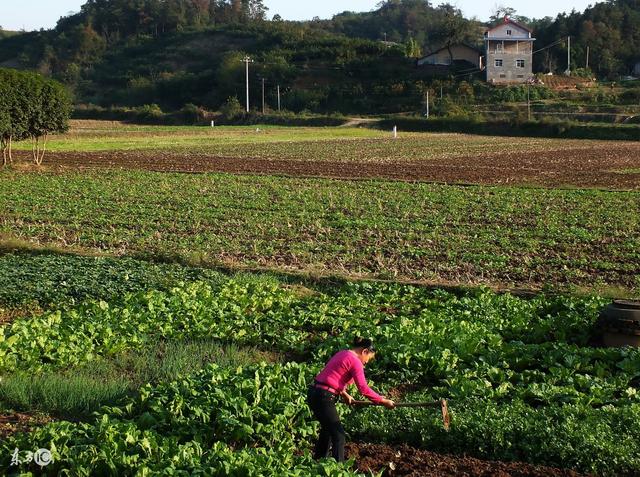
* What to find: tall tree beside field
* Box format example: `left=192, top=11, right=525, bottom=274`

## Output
left=0, top=69, right=71, bottom=167
left=0, top=89, right=12, bottom=167
left=29, top=77, right=73, bottom=165
left=0, top=70, right=29, bottom=166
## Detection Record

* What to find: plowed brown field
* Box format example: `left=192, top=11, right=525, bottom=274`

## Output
left=35, top=144, right=640, bottom=189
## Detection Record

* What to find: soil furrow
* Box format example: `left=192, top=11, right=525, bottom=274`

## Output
left=28, top=148, right=640, bottom=189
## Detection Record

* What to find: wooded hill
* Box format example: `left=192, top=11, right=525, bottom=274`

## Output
left=1, top=0, right=639, bottom=114
left=0, top=29, right=21, bottom=39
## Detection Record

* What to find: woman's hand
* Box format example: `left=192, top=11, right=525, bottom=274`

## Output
left=381, top=398, right=395, bottom=409
left=341, top=392, right=355, bottom=406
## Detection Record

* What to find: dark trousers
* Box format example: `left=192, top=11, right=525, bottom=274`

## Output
left=307, top=385, right=346, bottom=462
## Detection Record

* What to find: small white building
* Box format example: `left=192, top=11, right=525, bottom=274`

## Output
left=485, top=18, right=535, bottom=84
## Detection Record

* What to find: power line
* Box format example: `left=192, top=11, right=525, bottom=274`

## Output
left=452, top=67, right=483, bottom=78
left=532, top=38, right=565, bottom=55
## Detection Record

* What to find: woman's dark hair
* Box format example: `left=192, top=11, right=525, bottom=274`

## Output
left=353, top=337, right=375, bottom=351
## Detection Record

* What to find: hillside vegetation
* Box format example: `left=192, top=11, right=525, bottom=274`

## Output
left=1, top=0, right=640, bottom=114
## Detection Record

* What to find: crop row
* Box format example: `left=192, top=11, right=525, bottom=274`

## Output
left=1, top=279, right=639, bottom=473
left=0, top=252, right=228, bottom=309
left=14, top=123, right=601, bottom=161
left=1, top=170, right=638, bottom=292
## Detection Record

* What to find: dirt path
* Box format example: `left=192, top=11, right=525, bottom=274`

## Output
left=340, top=117, right=381, bottom=128
left=347, top=443, right=588, bottom=477
left=32, top=147, right=640, bottom=189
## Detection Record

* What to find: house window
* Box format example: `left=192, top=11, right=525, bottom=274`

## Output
left=516, top=59, right=525, bottom=68
left=517, top=74, right=524, bottom=78
left=495, top=59, right=503, bottom=67
left=500, top=74, right=507, bottom=78
left=496, top=43, right=504, bottom=53
left=507, top=29, right=512, bottom=36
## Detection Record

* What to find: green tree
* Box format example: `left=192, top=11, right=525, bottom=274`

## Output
left=0, top=69, right=29, bottom=166
left=216, top=51, right=249, bottom=104
left=29, top=77, right=72, bottom=165
left=405, top=36, right=422, bottom=58
left=245, top=0, right=268, bottom=21
left=489, top=5, right=518, bottom=25
left=220, top=96, right=244, bottom=119
left=259, top=52, right=296, bottom=85
left=0, top=69, right=71, bottom=167
left=433, top=3, right=475, bottom=63
left=0, top=83, right=12, bottom=166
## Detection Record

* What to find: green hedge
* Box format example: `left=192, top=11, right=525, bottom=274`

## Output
left=73, top=104, right=347, bottom=127
left=376, top=117, right=640, bottom=140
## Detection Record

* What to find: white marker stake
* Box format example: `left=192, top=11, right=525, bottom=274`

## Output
left=393, top=125, right=398, bottom=139
left=211, top=120, right=215, bottom=127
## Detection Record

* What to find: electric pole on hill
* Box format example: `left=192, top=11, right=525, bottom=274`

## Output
left=261, top=77, right=266, bottom=114
left=426, top=91, right=429, bottom=118
left=241, top=56, right=253, bottom=112
left=586, top=46, right=590, bottom=70
left=568, top=36, right=571, bottom=73
left=277, top=85, right=281, bottom=111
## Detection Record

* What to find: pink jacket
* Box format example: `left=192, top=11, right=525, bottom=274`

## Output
left=315, top=350, right=384, bottom=403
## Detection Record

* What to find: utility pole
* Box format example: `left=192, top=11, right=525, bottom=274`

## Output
left=527, top=83, right=531, bottom=121
left=426, top=91, right=430, bottom=118
left=568, top=36, right=571, bottom=73
left=586, top=45, right=590, bottom=70
left=277, top=85, right=281, bottom=112
left=241, top=56, right=253, bottom=112
left=261, top=77, right=265, bottom=114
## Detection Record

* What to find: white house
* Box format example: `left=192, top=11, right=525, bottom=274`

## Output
left=485, top=18, right=535, bottom=84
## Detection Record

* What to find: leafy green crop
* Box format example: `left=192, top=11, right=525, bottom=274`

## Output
left=0, top=252, right=226, bottom=309
left=0, top=364, right=356, bottom=476
left=1, top=280, right=638, bottom=474
left=1, top=170, right=638, bottom=293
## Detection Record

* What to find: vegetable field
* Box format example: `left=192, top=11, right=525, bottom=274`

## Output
left=1, top=122, right=639, bottom=475
left=0, top=270, right=639, bottom=475
left=1, top=170, right=638, bottom=294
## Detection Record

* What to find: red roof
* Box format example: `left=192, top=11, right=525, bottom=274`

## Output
left=486, top=17, right=533, bottom=34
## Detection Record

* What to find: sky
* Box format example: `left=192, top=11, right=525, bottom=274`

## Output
left=2, top=0, right=597, bottom=32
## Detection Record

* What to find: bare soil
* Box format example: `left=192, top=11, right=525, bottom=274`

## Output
left=0, top=305, right=42, bottom=326
left=541, top=76, right=593, bottom=90
left=0, top=413, right=52, bottom=439
left=31, top=146, right=640, bottom=189
left=346, top=443, right=588, bottom=477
